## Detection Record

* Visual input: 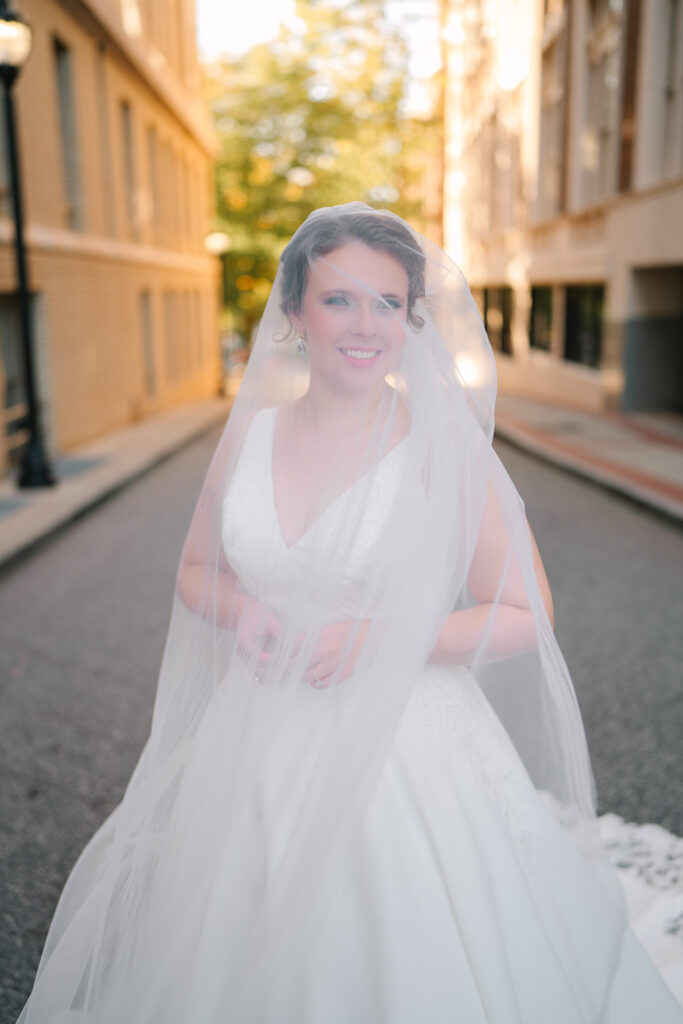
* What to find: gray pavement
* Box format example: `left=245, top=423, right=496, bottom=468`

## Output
left=495, top=439, right=683, bottom=835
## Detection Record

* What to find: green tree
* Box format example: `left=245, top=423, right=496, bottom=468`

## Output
left=204, top=0, right=429, bottom=341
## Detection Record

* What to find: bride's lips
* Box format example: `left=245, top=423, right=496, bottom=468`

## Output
left=338, top=347, right=383, bottom=368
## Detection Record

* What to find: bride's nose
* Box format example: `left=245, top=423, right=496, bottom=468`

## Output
left=350, top=301, right=378, bottom=337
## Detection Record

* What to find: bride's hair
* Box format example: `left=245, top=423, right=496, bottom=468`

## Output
left=279, top=208, right=426, bottom=329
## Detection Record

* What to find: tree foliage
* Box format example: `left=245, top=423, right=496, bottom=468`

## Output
left=203, top=0, right=430, bottom=340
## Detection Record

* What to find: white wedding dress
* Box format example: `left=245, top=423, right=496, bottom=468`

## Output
left=17, top=406, right=683, bottom=1024
left=218, top=407, right=683, bottom=1023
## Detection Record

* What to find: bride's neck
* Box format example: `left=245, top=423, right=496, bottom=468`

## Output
left=299, top=380, right=393, bottom=436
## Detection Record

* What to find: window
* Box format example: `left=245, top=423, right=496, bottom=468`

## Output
left=139, top=292, right=156, bottom=396
left=581, top=1, right=623, bottom=205
left=539, top=16, right=568, bottom=218
left=53, top=37, right=83, bottom=230
left=529, top=287, right=553, bottom=351
left=491, top=109, right=521, bottom=232
left=157, top=139, right=170, bottom=242
left=163, top=291, right=178, bottom=383
left=483, top=287, right=513, bottom=355
left=663, top=0, right=683, bottom=177
left=564, top=285, right=603, bottom=368
left=120, top=101, right=137, bottom=234
left=163, top=291, right=191, bottom=383
left=192, top=291, right=202, bottom=366
left=146, top=125, right=158, bottom=232
left=95, top=47, right=115, bottom=236
left=180, top=157, right=190, bottom=246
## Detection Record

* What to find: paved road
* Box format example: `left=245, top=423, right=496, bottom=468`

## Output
left=497, top=439, right=683, bottom=835
left=1, top=428, right=681, bottom=1020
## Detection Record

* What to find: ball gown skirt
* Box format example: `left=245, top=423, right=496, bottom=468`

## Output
left=19, top=662, right=683, bottom=1023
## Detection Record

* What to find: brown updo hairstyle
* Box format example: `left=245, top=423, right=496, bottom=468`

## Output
left=279, top=208, right=426, bottom=332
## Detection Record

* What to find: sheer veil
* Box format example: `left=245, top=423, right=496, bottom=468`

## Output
left=18, top=202, right=628, bottom=1022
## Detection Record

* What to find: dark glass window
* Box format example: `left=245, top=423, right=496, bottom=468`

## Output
left=564, top=285, right=604, bottom=368
left=483, top=286, right=513, bottom=354
left=53, top=37, right=82, bottom=230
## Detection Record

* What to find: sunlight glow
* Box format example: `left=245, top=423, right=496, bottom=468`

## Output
left=196, top=0, right=299, bottom=59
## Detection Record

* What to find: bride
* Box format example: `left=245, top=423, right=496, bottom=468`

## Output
left=17, top=204, right=683, bottom=1022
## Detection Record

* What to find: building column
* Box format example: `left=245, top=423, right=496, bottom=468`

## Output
left=550, top=284, right=565, bottom=359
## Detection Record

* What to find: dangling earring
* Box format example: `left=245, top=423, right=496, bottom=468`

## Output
left=296, top=334, right=307, bottom=354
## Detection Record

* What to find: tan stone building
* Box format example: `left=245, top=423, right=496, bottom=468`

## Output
left=441, top=0, right=683, bottom=412
left=0, top=0, right=220, bottom=479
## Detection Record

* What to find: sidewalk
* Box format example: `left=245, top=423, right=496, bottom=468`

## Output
left=0, top=397, right=232, bottom=571
left=494, top=393, right=683, bottom=523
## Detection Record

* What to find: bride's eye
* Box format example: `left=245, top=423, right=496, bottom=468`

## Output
left=324, top=294, right=351, bottom=307
left=376, top=297, right=403, bottom=313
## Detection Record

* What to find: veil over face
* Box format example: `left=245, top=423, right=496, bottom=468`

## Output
left=19, top=203, right=628, bottom=1023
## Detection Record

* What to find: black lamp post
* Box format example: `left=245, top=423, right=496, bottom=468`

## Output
left=0, top=0, right=55, bottom=486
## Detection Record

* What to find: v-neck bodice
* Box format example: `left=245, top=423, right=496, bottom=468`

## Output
left=221, top=407, right=411, bottom=625
left=268, top=406, right=409, bottom=552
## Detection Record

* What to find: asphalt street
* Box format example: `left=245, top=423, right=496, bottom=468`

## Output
left=1, top=427, right=681, bottom=1021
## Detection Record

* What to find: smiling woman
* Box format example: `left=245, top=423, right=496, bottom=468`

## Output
left=16, top=203, right=683, bottom=1023
left=292, top=242, right=409, bottom=378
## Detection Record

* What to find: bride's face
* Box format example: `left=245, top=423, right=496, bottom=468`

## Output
left=294, top=241, right=409, bottom=394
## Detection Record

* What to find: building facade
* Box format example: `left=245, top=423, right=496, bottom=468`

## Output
left=0, top=0, right=220, bottom=478
left=442, top=0, right=683, bottom=411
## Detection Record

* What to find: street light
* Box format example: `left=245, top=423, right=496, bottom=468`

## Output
left=0, top=0, right=55, bottom=486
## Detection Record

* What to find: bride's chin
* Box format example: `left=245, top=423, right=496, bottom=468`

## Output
left=336, top=373, right=387, bottom=398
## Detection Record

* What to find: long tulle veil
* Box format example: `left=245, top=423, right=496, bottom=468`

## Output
left=18, top=203, right=628, bottom=1023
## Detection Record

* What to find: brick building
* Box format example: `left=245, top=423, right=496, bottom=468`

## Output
left=441, top=0, right=683, bottom=412
left=0, top=0, right=220, bottom=479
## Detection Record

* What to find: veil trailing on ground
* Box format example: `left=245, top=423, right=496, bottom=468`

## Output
left=19, top=203, right=628, bottom=1023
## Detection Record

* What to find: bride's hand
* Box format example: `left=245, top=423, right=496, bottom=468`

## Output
left=235, top=595, right=285, bottom=669
left=304, top=620, right=370, bottom=689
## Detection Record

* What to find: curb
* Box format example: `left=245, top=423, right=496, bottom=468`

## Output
left=494, top=418, right=683, bottom=525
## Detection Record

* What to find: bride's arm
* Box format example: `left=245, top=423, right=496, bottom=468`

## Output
left=429, top=480, right=554, bottom=666
left=174, top=451, right=254, bottom=632
left=178, top=550, right=285, bottom=670
left=175, top=494, right=285, bottom=668
left=176, top=557, right=246, bottom=631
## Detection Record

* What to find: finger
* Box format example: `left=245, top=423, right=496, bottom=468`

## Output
left=305, top=657, right=335, bottom=688
left=306, top=636, right=335, bottom=667
left=311, top=651, right=356, bottom=687
left=237, top=633, right=274, bottom=665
